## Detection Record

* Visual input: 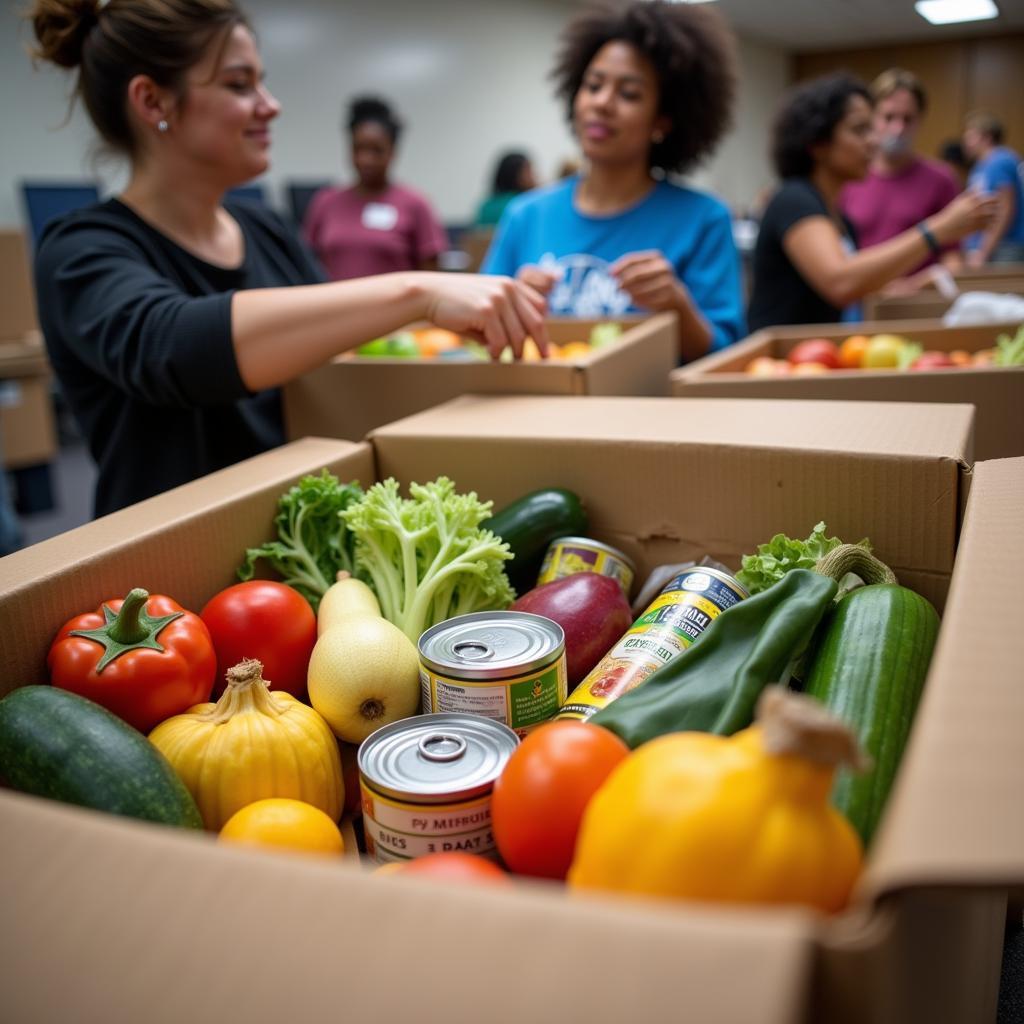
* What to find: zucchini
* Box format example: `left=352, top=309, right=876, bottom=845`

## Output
left=484, top=488, right=588, bottom=594
left=804, top=583, right=939, bottom=847
left=0, top=686, right=202, bottom=829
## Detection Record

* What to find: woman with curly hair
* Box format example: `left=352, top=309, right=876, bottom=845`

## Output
left=303, top=96, right=448, bottom=280
left=747, top=73, right=995, bottom=331
left=25, top=0, right=546, bottom=516
left=483, top=0, right=744, bottom=362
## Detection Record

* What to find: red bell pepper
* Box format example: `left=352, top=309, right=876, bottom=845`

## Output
left=48, top=588, right=217, bottom=733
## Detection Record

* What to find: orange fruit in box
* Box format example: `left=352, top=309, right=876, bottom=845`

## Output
left=948, top=349, right=972, bottom=367
left=838, top=334, right=870, bottom=369
left=555, top=341, right=593, bottom=361
left=412, top=328, right=462, bottom=357
left=219, top=798, right=345, bottom=856
left=745, top=356, right=789, bottom=376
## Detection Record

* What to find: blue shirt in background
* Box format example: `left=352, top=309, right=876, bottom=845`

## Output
left=482, top=177, right=746, bottom=355
left=967, top=146, right=1024, bottom=249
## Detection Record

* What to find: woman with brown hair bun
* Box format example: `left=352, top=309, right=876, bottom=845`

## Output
left=27, top=0, right=547, bottom=517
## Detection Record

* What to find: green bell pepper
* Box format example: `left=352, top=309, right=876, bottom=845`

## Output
left=590, top=568, right=838, bottom=748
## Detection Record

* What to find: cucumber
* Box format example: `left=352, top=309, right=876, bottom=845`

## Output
left=0, top=686, right=202, bottom=829
left=803, top=584, right=939, bottom=847
left=484, top=488, right=588, bottom=594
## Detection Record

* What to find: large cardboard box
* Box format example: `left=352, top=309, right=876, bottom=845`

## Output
left=283, top=313, right=678, bottom=443
left=671, top=319, right=1024, bottom=461
left=0, top=334, right=57, bottom=470
left=864, top=278, right=1024, bottom=320
left=2, top=397, right=1022, bottom=1024
left=0, top=228, right=38, bottom=340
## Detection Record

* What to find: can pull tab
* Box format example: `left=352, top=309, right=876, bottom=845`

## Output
left=418, top=733, right=468, bottom=763
left=452, top=640, right=494, bottom=661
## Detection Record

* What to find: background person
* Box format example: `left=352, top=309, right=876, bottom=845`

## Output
left=303, top=96, right=449, bottom=280
left=747, top=73, right=995, bottom=332
left=961, top=113, right=1024, bottom=265
left=482, top=0, right=745, bottom=363
left=28, top=0, right=546, bottom=517
left=474, top=151, right=537, bottom=228
left=840, top=69, right=962, bottom=286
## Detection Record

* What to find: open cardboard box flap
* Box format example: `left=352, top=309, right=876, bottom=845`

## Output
left=1, top=396, right=1021, bottom=1023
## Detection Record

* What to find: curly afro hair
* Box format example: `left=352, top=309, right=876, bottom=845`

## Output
left=771, top=73, right=871, bottom=179
left=551, top=0, right=737, bottom=174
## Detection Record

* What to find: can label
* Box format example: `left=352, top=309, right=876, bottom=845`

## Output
left=537, top=538, right=634, bottom=595
left=557, top=567, right=747, bottom=720
left=420, top=659, right=566, bottom=737
left=361, top=785, right=497, bottom=863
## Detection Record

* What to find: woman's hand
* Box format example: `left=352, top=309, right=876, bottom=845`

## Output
left=422, top=273, right=549, bottom=360
left=929, top=190, right=999, bottom=245
left=609, top=250, right=684, bottom=311
left=515, top=265, right=561, bottom=296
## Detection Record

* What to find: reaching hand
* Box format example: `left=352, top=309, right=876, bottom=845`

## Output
left=932, top=191, right=999, bottom=244
left=515, top=265, right=561, bottom=296
left=609, top=250, right=684, bottom=311
left=423, top=273, right=549, bottom=360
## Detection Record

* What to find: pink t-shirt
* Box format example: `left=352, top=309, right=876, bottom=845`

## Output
left=840, top=158, right=960, bottom=268
left=303, top=183, right=448, bottom=281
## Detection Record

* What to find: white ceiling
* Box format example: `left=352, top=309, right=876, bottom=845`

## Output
left=565, top=0, right=1024, bottom=52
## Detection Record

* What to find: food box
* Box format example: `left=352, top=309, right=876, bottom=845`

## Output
left=670, top=319, right=1023, bottom=461
left=2, top=396, right=1022, bottom=1024
left=283, top=313, right=678, bottom=443
left=863, top=276, right=1024, bottom=320
left=0, top=228, right=38, bottom=340
left=0, top=334, right=57, bottom=470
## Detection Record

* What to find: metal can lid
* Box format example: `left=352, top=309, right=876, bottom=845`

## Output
left=358, top=713, right=520, bottom=803
left=548, top=535, right=637, bottom=574
left=418, top=611, right=565, bottom=680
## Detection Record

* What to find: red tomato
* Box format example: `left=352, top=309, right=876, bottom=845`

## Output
left=201, top=581, right=316, bottom=699
left=378, top=852, right=511, bottom=885
left=787, top=338, right=841, bottom=369
left=910, top=350, right=956, bottom=370
left=491, top=720, right=629, bottom=880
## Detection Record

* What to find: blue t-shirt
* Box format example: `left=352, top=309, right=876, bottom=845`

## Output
left=482, top=177, right=745, bottom=353
left=967, top=146, right=1024, bottom=248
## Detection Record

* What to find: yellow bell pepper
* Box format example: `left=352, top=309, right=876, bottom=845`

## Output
left=569, top=687, right=866, bottom=913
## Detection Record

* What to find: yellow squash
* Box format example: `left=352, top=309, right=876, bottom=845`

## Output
left=150, top=658, right=343, bottom=831
left=569, top=687, right=866, bottom=913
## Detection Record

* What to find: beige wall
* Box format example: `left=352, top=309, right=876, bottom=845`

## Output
left=794, top=34, right=1024, bottom=165
left=0, top=0, right=789, bottom=229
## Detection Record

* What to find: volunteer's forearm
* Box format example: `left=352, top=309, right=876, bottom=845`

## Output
left=231, top=273, right=428, bottom=391
left=674, top=285, right=713, bottom=362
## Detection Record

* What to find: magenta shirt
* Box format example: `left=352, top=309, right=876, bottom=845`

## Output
left=303, top=183, right=448, bottom=281
left=840, top=158, right=960, bottom=268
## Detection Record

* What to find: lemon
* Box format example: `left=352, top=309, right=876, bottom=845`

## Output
left=219, top=798, right=345, bottom=856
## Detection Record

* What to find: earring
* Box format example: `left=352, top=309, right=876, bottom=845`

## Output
left=652, top=130, right=665, bottom=144
left=157, top=119, right=169, bottom=133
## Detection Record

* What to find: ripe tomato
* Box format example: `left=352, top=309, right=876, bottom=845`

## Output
left=492, top=720, right=629, bottom=880
left=378, top=852, right=511, bottom=884
left=201, top=581, right=316, bottom=699
left=787, top=338, right=841, bottom=369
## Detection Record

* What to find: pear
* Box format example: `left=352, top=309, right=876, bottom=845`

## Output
left=307, top=615, right=420, bottom=744
left=317, top=572, right=380, bottom=635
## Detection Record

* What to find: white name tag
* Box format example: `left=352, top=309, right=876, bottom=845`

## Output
left=362, top=202, right=399, bottom=231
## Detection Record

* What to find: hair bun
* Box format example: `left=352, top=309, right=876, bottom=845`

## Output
left=30, top=0, right=101, bottom=70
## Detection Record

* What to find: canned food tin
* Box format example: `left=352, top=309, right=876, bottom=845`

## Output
left=537, top=536, right=636, bottom=596
left=418, top=611, right=567, bottom=737
left=358, top=713, right=519, bottom=864
left=557, top=566, right=748, bottom=721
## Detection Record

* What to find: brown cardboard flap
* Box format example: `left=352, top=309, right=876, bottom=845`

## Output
left=0, top=438, right=372, bottom=696
left=370, top=396, right=970, bottom=581
left=0, top=229, right=38, bottom=339
left=0, top=788, right=815, bottom=1024
left=863, top=457, right=1024, bottom=898
left=579, top=310, right=678, bottom=397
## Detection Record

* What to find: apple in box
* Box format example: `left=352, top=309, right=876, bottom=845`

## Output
left=511, top=574, right=632, bottom=686
left=787, top=338, right=841, bottom=369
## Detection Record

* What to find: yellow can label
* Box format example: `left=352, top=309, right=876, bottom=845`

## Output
left=557, top=568, right=746, bottom=721
left=537, top=539, right=634, bottom=595
left=361, top=785, right=495, bottom=863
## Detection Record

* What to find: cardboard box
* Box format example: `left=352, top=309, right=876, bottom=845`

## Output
left=0, top=334, right=57, bottom=469
left=0, top=229, right=38, bottom=340
left=671, top=319, right=1024, bottom=461
left=864, top=278, right=1024, bottom=320
left=283, top=313, right=678, bottom=444
left=2, top=397, right=1022, bottom=1024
